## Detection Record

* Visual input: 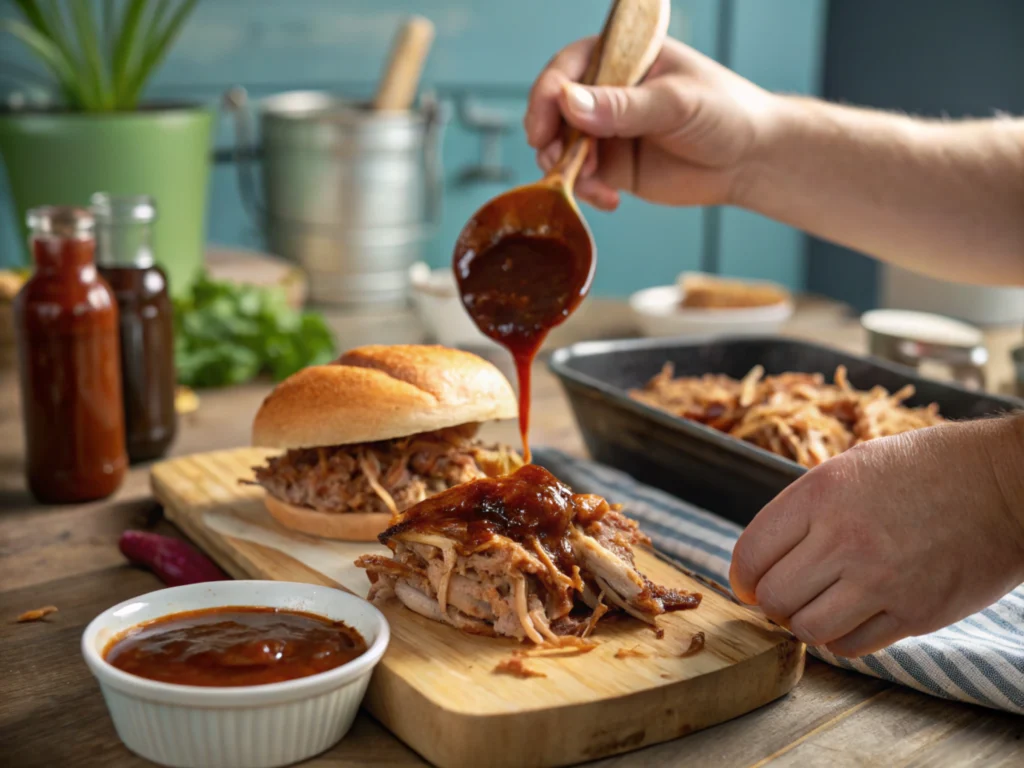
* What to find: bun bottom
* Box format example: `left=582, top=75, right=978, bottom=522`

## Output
left=264, top=495, right=391, bottom=542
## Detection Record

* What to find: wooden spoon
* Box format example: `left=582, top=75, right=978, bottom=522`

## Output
left=453, top=0, right=670, bottom=461
left=373, top=16, right=435, bottom=111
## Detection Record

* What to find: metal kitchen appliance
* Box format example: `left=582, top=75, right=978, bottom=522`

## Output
left=225, top=87, right=444, bottom=307
left=549, top=335, right=1019, bottom=525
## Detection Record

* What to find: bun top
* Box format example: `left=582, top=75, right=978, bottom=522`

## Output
left=252, top=345, right=518, bottom=449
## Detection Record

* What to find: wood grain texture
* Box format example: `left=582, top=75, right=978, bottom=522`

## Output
left=151, top=447, right=806, bottom=768
left=6, top=301, right=1024, bottom=767
left=373, top=16, right=435, bottom=110
left=0, top=568, right=426, bottom=768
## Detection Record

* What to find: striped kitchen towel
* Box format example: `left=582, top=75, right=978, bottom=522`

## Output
left=534, top=447, right=1024, bottom=715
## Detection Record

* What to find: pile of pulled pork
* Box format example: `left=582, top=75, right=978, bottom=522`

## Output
left=356, top=465, right=701, bottom=644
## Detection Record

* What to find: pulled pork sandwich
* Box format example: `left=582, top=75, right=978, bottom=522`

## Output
left=250, top=345, right=522, bottom=541
left=356, top=464, right=701, bottom=643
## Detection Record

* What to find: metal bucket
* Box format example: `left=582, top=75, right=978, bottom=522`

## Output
left=225, top=88, right=443, bottom=306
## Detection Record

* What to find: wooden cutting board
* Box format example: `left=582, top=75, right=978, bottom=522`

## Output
left=152, top=449, right=805, bottom=768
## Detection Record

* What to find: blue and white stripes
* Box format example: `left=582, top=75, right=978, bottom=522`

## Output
left=534, top=447, right=1024, bottom=715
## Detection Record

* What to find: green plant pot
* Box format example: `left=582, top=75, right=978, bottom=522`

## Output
left=0, top=105, right=214, bottom=297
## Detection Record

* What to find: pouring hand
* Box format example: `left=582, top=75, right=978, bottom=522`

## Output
left=527, top=37, right=1024, bottom=285
left=729, top=417, right=1024, bottom=657
left=524, top=36, right=778, bottom=211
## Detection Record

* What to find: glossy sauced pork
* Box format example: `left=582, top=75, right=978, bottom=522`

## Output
left=355, top=465, right=701, bottom=643
left=251, top=424, right=523, bottom=516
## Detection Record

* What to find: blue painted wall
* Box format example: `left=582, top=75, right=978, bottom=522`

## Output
left=715, top=0, right=826, bottom=287
left=0, top=0, right=826, bottom=296
left=808, top=0, right=1024, bottom=312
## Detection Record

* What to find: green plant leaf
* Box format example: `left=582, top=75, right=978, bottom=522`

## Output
left=102, top=0, right=116, bottom=70
left=125, top=0, right=198, bottom=106
left=70, top=0, right=112, bottom=110
left=143, top=0, right=173, bottom=52
left=6, top=0, right=198, bottom=111
left=112, top=0, right=146, bottom=107
left=41, top=0, right=97, bottom=107
left=172, top=272, right=338, bottom=389
left=0, top=18, right=83, bottom=106
left=11, top=0, right=85, bottom=107
left=127, top=0, right=173, bottom=107
left=13, top=1, right=51, bottom=36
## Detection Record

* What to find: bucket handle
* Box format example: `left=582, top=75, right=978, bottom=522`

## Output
left=221, top=86, right=445, bottom=238
left=223, top=86, right=265, bottom=226
left=419, top=91, right=445, bottom=233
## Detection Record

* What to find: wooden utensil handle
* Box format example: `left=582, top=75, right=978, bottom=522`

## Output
left=374, top=16, right=435, bottom=112
left=548, top=0, right=670, bottom=191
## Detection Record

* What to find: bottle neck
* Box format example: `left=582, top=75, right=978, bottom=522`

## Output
left=31, top=234, right=97, bottom=277
left=95, top=220, right=155, bottom=269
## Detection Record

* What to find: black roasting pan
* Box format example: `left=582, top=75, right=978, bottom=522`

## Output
left=549, top=335, right=1022, bottom=527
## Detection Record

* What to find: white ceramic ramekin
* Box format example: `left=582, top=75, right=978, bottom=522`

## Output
left=82, top=581, right=390, bottom=768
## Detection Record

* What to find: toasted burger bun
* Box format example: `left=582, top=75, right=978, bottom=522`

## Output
left=264, top=495, right=391, bottom=542
left=252, top=344, right=518, bottom=450
left=253, top=345, right=517, bottom=542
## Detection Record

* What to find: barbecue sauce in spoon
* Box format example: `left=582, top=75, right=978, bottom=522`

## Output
left=454, top=217, right=594, bottom=463
left=452, top=0, right=670, bottom=463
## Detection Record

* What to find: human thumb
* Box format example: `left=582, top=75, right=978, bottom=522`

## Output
left=561, top=81, right=686, bottom=138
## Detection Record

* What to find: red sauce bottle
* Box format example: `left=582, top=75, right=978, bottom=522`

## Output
left=14, top=206, right=127, bottom=503
left=93, top=194, right=177, bottom=463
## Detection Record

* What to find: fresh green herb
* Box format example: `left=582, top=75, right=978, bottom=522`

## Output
left=172, top=273, right=337, bottom=389
left=3, top=0, right=199, bottom=111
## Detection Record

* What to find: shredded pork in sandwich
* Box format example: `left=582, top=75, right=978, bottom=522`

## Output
left=355, top=465, right=700, bottom=643
left=251, top=424, right=522, bottom=517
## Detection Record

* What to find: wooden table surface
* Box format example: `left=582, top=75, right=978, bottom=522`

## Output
left=2, top=298, right=1023, bottom=768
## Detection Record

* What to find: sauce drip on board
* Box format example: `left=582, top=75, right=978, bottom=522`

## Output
left=380, top=463, right=611, bottom=574
left=455, top=232, right=592, bottom=462
left=104, top=606, right=367, bottom=687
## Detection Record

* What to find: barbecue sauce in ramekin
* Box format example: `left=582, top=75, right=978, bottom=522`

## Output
left=104, top=606, right=367, bottom=687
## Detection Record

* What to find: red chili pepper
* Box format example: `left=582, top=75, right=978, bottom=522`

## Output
left=119, top=530, right=229, bottom=587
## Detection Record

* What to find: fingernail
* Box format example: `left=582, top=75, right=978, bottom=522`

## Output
left=565, top=84, right=595, bottom=114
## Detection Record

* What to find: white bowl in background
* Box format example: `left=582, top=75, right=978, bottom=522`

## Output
left=82, top=581, right=390, bottom=768
left=408, top=261, right=501, bottom=351
left=629, top=284, right=794, bottom=338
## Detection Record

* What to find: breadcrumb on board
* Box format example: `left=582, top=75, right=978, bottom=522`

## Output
left=15, top=606, right=58, bottom=623
left=493, top=658, right=547, bottom=678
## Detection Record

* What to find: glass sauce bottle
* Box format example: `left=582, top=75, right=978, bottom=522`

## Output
left=14, top=206, right=127, bottom=503
left=93, top=193, right=177, bottom=463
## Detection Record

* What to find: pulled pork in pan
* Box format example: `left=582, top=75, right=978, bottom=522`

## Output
left=630, top=363, right=945, bottom=468
left=355, top=464, right=701, bottom=643
left=250, top=424, right=523, bottom=517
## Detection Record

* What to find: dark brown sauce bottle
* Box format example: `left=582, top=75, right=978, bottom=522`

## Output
left=14, top=206, right=127, bottom=503
left=93, top=194, right=177, bottom=463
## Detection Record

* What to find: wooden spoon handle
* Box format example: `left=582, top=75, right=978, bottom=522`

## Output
left=548, top=0, right=670, bottom=190
left=373, top=16, right=435, bottom=112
